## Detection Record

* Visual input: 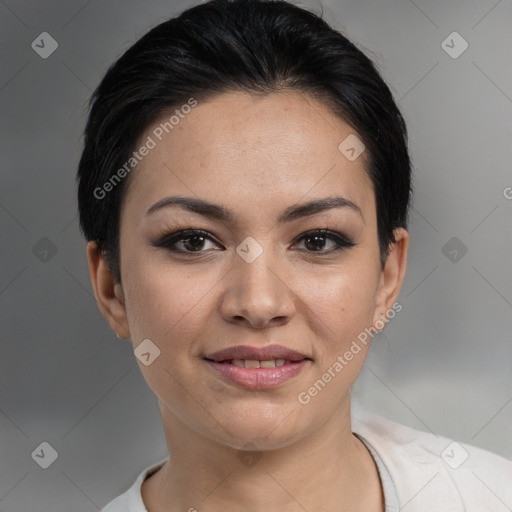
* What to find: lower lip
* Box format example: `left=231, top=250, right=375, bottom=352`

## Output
left=205, top=360, right=310, bottom=390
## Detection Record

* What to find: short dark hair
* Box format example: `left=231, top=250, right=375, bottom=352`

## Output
left=77, top=0, right=412, bottom=283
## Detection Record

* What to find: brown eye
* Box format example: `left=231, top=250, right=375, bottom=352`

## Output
left=294, top=230, right=356, bottom=253
left=152, top=229, right=223, bottom=253
left=181, top=234, right=207, bottom=251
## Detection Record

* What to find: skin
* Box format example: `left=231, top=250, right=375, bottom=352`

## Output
left=87, top=90, right=408, bottom=511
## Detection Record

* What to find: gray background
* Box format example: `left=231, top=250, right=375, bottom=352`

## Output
left=0, top=0, right=511, bottom=510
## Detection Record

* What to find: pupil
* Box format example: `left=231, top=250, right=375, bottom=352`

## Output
left=185, top=235, right=205, bottom=251
left=306, top=235, right=325, bottom=251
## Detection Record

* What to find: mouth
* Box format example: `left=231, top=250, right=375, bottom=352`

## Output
left=204, top=344, right=311, bottom=363
left=207, top=358, right=296, bottom=368
left=203, top=344, right=312, bottom=390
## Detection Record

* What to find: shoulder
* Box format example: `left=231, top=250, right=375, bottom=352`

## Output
left=101, top=458, right=167, bottom=512
left=351, top=401, right=512, bottom=511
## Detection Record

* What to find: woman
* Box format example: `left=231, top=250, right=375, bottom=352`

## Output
left=77, top=0, right=512, bottom=510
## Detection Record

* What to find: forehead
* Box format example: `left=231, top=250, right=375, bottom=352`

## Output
left=122, top=90, right=374, bottom=223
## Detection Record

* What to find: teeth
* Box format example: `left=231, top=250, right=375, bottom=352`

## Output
left=226, top=359, right=289, bottom=368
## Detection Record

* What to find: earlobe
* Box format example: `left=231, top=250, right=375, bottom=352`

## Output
left=86, top=240, right=130, bottom=339
left=372, top=228, right=409, bottom=327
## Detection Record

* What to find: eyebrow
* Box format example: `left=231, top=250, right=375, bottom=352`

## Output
left=145, top=195, right=364, bottom=223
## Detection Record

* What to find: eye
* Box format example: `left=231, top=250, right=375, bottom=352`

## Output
left=152, top=229, right=223, bottom=253
left=152, top=228, right=356, bottom=256
left=293, top=230, right=356, bottom=253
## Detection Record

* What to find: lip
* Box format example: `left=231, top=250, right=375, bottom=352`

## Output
left=204, top=344, right=310, bottom=362
left=204, top=344, right=312, bottom=390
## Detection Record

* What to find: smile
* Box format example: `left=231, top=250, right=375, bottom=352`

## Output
left=203, top=344, right=312, bottom=390
left=216, top=359, right=288, bottom=367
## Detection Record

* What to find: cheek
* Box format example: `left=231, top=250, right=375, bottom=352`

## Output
left=295, top=259, right=379, bottom=356
left=121, top=259, right=219, bottom=408
left=122, top=256, right=219, bottom=347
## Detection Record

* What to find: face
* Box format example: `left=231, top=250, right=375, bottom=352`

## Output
left=90, top=90, right=407, bottom=450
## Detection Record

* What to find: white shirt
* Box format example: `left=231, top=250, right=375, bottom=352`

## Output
left=102, top=403, right=512, bottom=511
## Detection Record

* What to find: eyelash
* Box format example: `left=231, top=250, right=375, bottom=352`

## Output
left=151, top=227, right=356, bottom=256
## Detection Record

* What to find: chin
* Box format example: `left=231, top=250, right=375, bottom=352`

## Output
left=207, top=404, right=308, bottom=450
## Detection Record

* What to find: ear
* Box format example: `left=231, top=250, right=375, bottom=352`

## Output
left=372, top=228, right=409, bottom=328
left=86, top=240, right=131, bottom=339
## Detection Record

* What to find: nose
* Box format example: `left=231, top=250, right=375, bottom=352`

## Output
left=219, top=243, right=296, bottom=329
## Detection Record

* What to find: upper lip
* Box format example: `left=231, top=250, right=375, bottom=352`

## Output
left=204, top=344, right=311, bottom=362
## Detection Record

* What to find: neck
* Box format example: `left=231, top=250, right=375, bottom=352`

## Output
left=142, top=398, right=383, bottom=512
left=142, top=399, right=384, bottom=512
